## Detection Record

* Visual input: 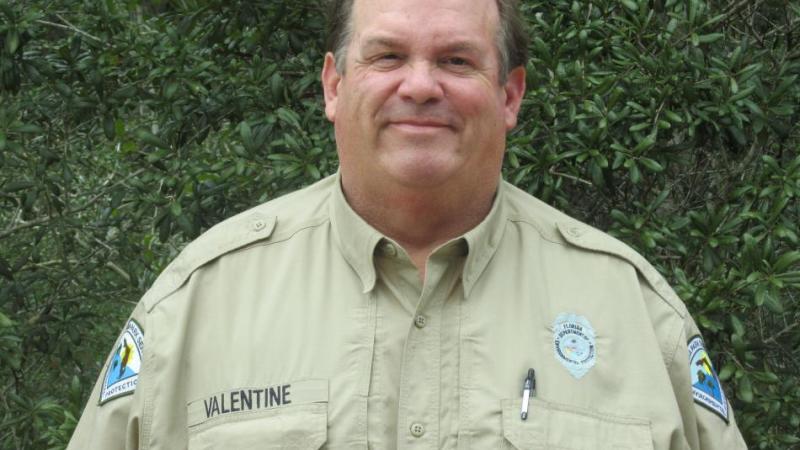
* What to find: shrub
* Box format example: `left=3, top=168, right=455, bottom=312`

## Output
left=1, top=0, right=797, bottom=448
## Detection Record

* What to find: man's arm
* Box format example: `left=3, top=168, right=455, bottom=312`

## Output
left=665, top=311, right=749, bottom=449
left=67, top=301, right=147, bottom=450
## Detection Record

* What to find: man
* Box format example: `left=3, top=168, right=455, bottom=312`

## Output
left=68, top=0, right=748, bottom=448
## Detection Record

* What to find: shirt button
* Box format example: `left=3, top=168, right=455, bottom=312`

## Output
left=251, top=218, right=266, bottom=231
left=409, top=422, right=425, bottom=438
left=414, top=315, right=427, bottom=329
left=382, top=243, right=397, bottom=257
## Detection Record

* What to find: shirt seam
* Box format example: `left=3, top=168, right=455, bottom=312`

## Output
left=507, top=216, right=565, bottom=245
left=664, top=316, right=686, bottom=373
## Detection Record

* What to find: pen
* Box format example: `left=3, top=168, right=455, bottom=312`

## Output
left=520, top=368, right=535, bottom=420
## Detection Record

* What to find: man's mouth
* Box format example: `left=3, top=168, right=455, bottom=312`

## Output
left=388, top=119, right=452, bottom=131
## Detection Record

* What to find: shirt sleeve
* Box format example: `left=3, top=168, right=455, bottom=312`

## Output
left=67, top=300, right=148, bottom=450
left=667, top=313, right=749, bottom=450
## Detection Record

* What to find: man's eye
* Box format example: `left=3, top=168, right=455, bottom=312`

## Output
left=374, top=53, right=402, bottom=63
left=442, top=57, right=471, bottom=68
left=370, top=53, right=403, bottom=68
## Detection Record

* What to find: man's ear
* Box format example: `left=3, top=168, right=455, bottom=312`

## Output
left=503, top=66, right=526, bottom=131
left=321, top=52, right=342, bottom=123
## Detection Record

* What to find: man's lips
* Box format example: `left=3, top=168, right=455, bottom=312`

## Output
left=387, top=119, right=453, bottom=131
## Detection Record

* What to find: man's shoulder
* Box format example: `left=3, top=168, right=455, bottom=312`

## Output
left=141, top=175, right=337, bottom=311
left=502, top=180, right=687, bottom=318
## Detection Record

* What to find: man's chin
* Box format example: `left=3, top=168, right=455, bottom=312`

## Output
left=381, top=160, right=461, bottom=190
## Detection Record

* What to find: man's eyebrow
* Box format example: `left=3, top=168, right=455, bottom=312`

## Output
left=359, top=37, right=485, bottom=58
left=360, top=37, right=402, bottom=51
left=440, top=41, right=482, bottom=54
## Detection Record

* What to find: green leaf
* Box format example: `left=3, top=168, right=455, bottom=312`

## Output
left=718, top=363, right=735, bottom=381
left=666, top=18, right=678, bottom=33
left=165, top=82, right=179, bottom=99
left=103, top=115, right=115, bottom=140
left=773, top=251, right=800, bottom=272
left=0, top=256, right=12, bottom=279
left=763, top=290, right=783, bottom=314
left=628, top=162, right=641, bottom=184
left=754, top=285, right=767, bottom=306
left=0, top=131, right=5, bottom=150
left=701, top=14, right=727, bottom=29
left=271, top=72, right=284, bottom=102
left=777, top=435, right=800, bottom=445
left=730, top=315, right=745, bottom=337
left=729, top=77, right=738, bottom=94
left=306, top=164, right=321, bottom=180
left=752, top=371, right=779, bottom=384
left=176, top=214, right=195, bottom=236
left=5, top=30, right=19, bottom=54
left=3, top=180, right=35, bottom=192
left=697, top=33, right=724, bottom=44
left=16, top=123, right=44, bottom=134
left=639, top=158, right=663, bottom=172
left=729, top=86, right=755, bottom=102
left=170, top=202, right=182, bottom=217
left=136, top=130, right=168, bottom=149
left=621, top=0, right=638, bottom=12
left=737, top=376, right=753, bottom=403
left=633, top=133, right=656, bottom=153
left=112, top=85, right=137, bottom=99
left=240, top=121, right=252, bottom=145
left=0, top=311, right=13, bottom=328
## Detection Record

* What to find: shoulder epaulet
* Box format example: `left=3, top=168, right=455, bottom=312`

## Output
left=555, top=221, right=687, bottom=318
left=142, top=211, right=276, bottom=311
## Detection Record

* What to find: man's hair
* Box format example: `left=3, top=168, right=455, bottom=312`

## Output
left=325, top=0, right=529, bottom=84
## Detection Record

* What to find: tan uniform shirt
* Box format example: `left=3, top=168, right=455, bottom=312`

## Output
left=68, top=174, right=748, bottom=449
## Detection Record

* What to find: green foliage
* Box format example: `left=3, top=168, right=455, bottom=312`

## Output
left=1, top=0, right=798, bottom=448
left=508, top=1, right=800, bottom=447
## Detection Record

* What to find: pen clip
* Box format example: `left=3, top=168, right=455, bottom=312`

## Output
left=520, top=368, right=535, bottom=420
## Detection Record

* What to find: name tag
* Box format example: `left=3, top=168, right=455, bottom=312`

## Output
left=187, top=379, right=328, bottom=427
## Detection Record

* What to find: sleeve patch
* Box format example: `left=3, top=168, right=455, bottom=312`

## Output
left=100, top=319, right=144, bottom=405
left=688, top=335, right=729, bottom=423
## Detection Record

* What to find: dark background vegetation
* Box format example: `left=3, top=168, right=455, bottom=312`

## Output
left=1, top=0, right=798, bottom=448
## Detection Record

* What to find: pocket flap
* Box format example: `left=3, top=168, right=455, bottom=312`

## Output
left=502, top=398, right=654, bottom=450
left=188, top=379, right=328, bottom=450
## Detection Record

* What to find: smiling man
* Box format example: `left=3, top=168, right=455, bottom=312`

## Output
left=322, top=0, right=525, bottom=273
left=68, top=0, right=747, bottom=449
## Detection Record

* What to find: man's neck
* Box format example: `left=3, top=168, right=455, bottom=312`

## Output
left=341, top=173, right=498, bottom=274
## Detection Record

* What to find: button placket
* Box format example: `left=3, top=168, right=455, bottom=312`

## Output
left=397, top=257, right=453, bottom=447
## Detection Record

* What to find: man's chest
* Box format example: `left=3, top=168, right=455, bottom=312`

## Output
left=143, top=249, right=678, bottom=450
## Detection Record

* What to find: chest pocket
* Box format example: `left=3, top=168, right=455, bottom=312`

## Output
left=501, top=398, right=654, bottom=450
left=187, top=379, right=328, bottom=450
left=188, top=402, right=327, bottom=450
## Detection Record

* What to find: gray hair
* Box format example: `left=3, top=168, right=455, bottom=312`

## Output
left=325, top=0, right=528, bottom=84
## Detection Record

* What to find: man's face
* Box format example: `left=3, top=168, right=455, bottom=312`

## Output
left=322, top=0, right=525, bottom=191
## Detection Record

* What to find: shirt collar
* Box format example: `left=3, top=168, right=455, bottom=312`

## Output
left=461, top=180, right=507, bottom=296
left=330, top=172, right=383, bottom=293
left=329, top=172, right=508, bottom=296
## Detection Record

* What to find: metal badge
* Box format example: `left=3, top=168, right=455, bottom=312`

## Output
left=553, top=313, right=597, bottom=379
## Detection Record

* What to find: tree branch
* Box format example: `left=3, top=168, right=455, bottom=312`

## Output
left=35, top=14, right=103, bottom=43
left=0, top=169, right=144, bottom=240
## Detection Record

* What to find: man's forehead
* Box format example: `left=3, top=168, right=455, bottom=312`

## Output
left=359, top=35, right=486, bottom=54
left=350, top=0, right=499, bottom=40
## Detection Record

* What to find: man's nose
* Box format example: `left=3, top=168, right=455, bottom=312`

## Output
left=397, top=62, right=444, bottom=104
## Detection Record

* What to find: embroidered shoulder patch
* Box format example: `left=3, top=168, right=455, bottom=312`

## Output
left=688, top=335, right=729, bottom=422
left=100, top=319, right=144, bottom=404
left=553, top=313, right=597, bottom=379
